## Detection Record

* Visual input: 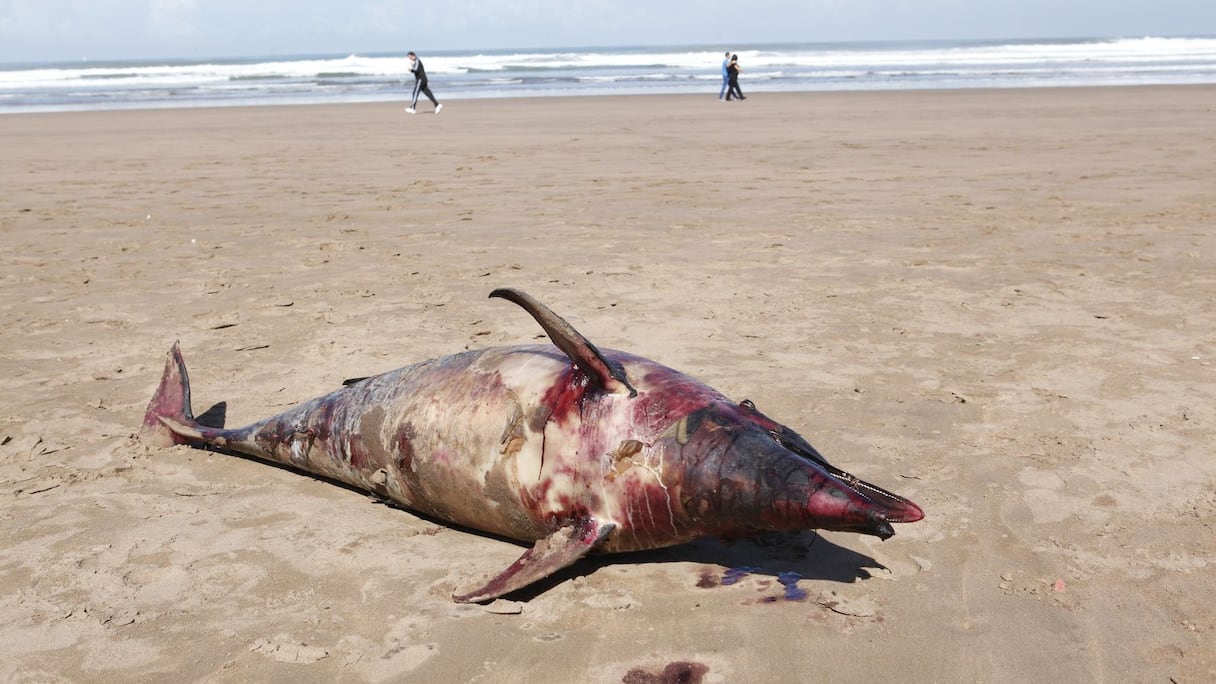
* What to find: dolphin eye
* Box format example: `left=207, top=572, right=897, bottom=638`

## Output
left=739, top=399, right=756, bottom=412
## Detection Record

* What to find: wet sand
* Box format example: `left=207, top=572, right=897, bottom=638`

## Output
left=2, top=86, right=1214, bottom=682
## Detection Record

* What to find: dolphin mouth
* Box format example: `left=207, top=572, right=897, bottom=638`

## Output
left=797, top=503, right=898, bottom=540
left=772, top=425, right=925, bottom=525
left=839, top=476, right=925, bottom=524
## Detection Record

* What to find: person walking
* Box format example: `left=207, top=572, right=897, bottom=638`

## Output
left=719, top=50, right=731, bottom=100
left=725, top=54, right=746, bottom=101
left=405, top=51, right=442, bottom=114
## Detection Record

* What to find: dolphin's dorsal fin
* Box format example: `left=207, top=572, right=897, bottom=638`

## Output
left=491, top=288, right=637, bottom=397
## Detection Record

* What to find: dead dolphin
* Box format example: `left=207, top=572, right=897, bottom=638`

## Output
left=142, top=288, right=923, bottom=602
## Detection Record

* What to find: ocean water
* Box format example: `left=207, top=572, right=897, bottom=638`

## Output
left=2, top=36, right=1215, bottom=113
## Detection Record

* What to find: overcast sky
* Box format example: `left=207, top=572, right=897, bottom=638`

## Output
left=1, top=0, right=1213, bottom=63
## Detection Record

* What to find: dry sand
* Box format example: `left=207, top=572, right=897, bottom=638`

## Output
left=1, top=86, right=1214, bottom=682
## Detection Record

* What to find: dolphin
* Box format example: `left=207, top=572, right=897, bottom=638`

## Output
left=142, top=288, right=923, bottom=602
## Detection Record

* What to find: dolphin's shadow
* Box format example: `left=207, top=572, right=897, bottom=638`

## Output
left=501, top=532, right=886, bottom=602
left=190, top=401, right=885, bottom=601
left=639, top=532, right=882, bottom=584
left=196, top=401, right=227, bottom=429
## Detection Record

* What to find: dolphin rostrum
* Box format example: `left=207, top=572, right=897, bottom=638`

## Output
left=142, top=288, right=924, bottom=602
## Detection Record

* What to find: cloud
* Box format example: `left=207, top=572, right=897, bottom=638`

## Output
left=0, top=0, right=1211, bottom=63
left=149, top=0, right=199, bottom=38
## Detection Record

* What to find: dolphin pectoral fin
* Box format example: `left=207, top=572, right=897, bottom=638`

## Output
left=452, top=519, right=616, bottom=603
left=490, top=288, right=637, bottom=397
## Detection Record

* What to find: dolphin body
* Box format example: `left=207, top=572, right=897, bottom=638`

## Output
left=142, top=288, right=923, bottom=602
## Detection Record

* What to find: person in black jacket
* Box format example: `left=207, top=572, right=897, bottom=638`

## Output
left=726, top=54, right=746, bottom=101
left=405, top=51, right=443, bottom=114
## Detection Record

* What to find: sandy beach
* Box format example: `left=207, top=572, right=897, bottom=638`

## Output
left=2, top=86, right=1214, bottom=682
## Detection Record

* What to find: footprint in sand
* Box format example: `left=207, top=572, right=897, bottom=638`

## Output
left=249, top=635, right=329, bottom=663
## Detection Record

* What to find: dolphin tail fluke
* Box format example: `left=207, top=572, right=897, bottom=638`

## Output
left=140, top=341, right=200, bottom=447
left=453, top=518, right=616, bottom=603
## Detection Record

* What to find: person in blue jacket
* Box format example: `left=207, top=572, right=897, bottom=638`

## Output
left=719, top=51, right=731, bottom=100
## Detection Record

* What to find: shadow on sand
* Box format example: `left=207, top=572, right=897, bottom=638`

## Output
left=496, top=531, right=885, bottom=603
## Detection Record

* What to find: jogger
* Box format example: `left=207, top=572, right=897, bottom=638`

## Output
left=405, top=51, right=442, bottom=114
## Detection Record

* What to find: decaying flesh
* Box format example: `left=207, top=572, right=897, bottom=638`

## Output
left=142, top=288, right=923, bottom=602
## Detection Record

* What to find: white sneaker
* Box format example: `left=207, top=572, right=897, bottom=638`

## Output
left=404, top=107, right=416, bottom=114
left=435, top=104, right=444, bottom=114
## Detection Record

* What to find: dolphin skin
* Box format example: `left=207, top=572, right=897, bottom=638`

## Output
left=142, top=288, right=924, bottom=602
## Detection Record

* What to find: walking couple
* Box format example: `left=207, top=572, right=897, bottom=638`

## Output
left=718, top=52, right=746, bottom=101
